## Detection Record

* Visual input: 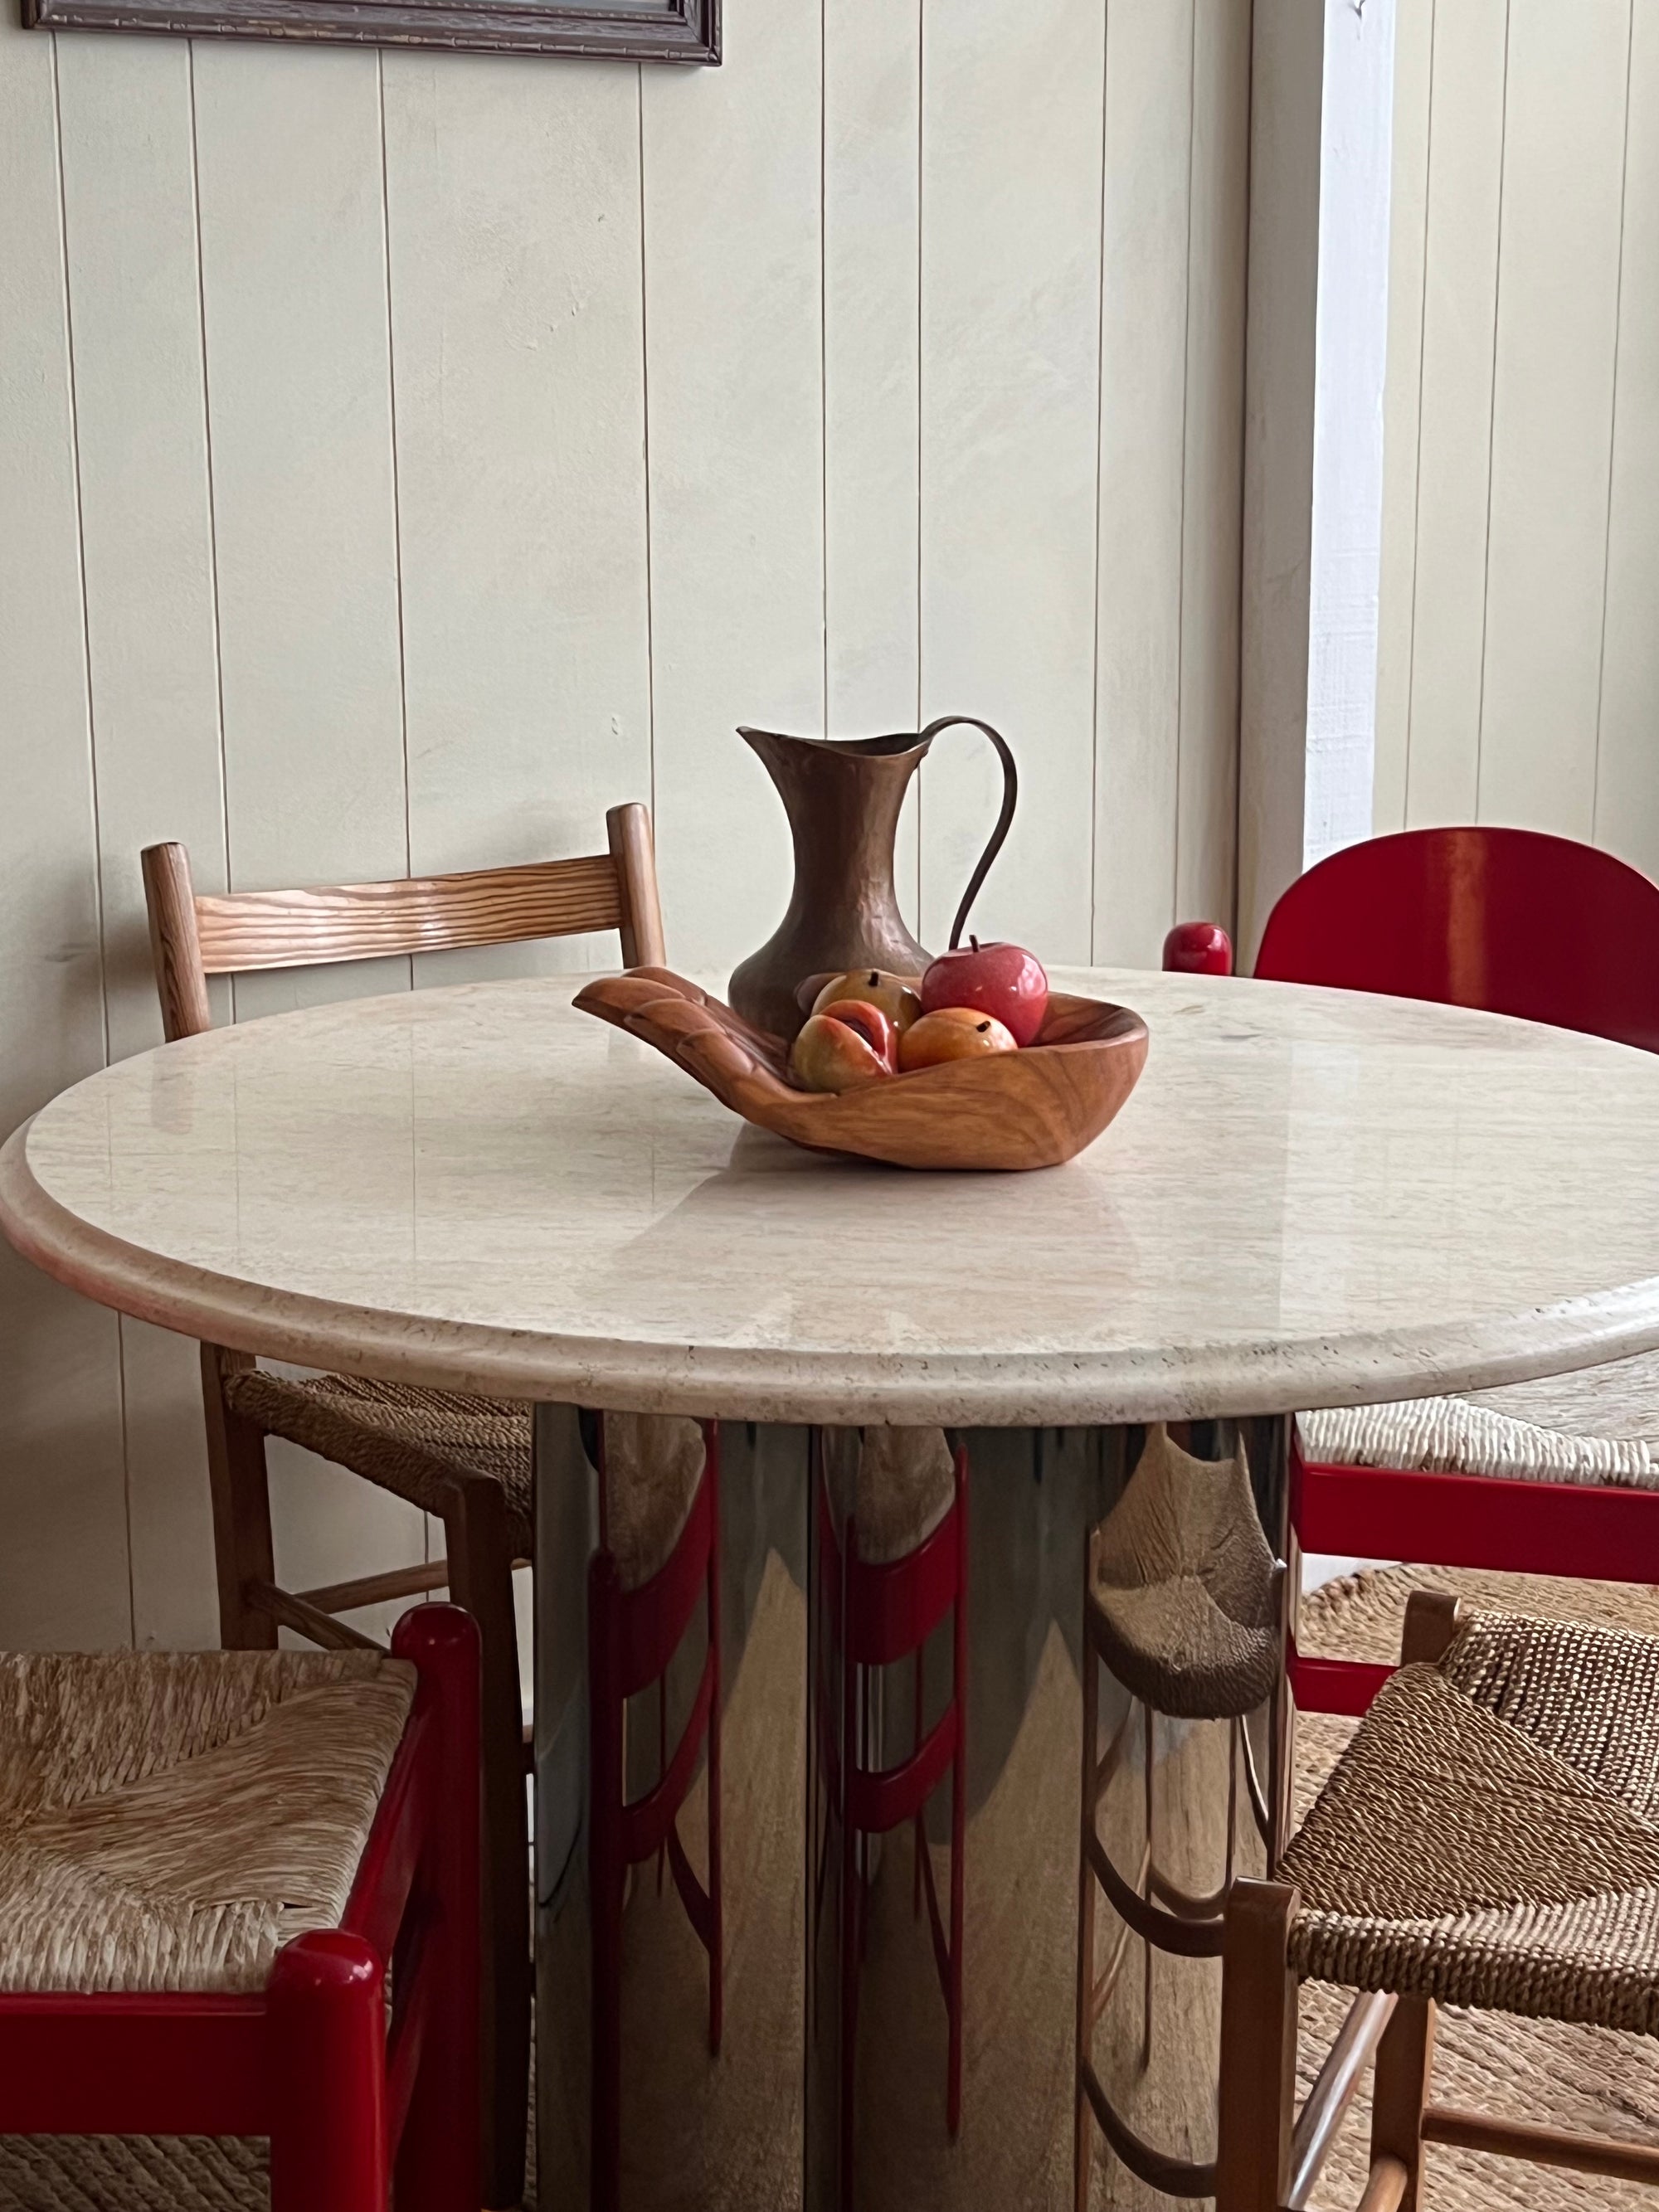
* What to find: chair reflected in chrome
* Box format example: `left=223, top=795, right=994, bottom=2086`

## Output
left=812, top=1427, right=968, bottom=2211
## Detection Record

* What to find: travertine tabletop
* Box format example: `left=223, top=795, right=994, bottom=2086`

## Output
left=3, top=968, right=1659, bottom=1424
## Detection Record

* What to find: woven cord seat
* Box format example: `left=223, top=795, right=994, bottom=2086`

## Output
left=1300, top=1345, right=1659, bottom=1490
left=222, top=1370, right=534, bottom=1558
left=1281, top=1606, right=1659, bottom=2030
left=1218, top=1597, right=1659, bottom=2211
left=1088, top=1423, right=1280, bottom=1719
left=0, top=1649, right=413, bottom=1995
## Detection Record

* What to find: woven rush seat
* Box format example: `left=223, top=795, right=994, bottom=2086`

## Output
left=1281, top=1606, right=1659, bottom=2031
left=818, top=1425, right=956, bottom=1565
left=0, top=1648, right=412, bottom=1995
left=1087, top=1424, right=1279, bottom=1719
left=1300, top=1345, right=1659, bottom=1490
left=223, top=1369, right=534, bottom=1557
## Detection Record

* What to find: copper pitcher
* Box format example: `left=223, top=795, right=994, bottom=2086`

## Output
left=727, top=717, right=1017, bottom=1041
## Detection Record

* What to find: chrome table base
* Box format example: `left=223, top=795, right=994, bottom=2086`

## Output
left=535, top=1412, right=1292, bottom=2211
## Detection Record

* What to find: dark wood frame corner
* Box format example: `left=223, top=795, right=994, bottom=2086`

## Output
left=22, top=0, right=718, bottom=63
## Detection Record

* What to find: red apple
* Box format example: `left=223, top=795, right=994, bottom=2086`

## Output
left=1162, top=920, right=1233, bottom=975
left=898, top=1004, right=1018, bottom=1071
left=920, top=936, right=1048, bottom=1047
left=790, top=1004, right=896, bottom=1092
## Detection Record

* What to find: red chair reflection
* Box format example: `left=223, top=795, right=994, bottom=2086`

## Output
left=1166, top=825, right=1659, bottom=1714
left=815, top=1432, right=968, bottom=2208
left=587, top=1420, right=722, bottom=2212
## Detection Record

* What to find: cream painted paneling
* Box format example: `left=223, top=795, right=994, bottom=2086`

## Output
left=919, top=0, right=1103, bottom=965
left=55, top=40, right=226, bottom=1647
left=823, top=0, right=921, bottom=924
left=1378, top=0, right=1659, bottom=882
left=382, top=52, right=654, bottom=983
left=0, top=5, right=1251, bottom=1650
left=0, top=28, right=133, bottom=1650
left=1093, top=0, right=1194, bottom=966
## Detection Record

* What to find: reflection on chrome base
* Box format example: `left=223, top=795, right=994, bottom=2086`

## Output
left=534, top=1411, right=1292, bottom=2211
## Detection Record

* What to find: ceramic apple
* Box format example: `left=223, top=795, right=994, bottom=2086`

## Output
left=790, top=1003, right=897, bottom=1092
left=810, top=967, right=924, bottom=1033
left=898, top=1005, right=1018, bottom=1071
left=920, top=936, right=1048, bottom=1047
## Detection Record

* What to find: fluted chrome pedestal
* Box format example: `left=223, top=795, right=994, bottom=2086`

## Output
left=535, top=1411, right=1292, bottom=2212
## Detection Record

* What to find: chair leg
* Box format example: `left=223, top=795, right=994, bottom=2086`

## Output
left=1215, top=1879, right=1298, bottom=2212
left=393, top=1605, right=483, bottom=2212
left=268, top=1931, right=388, bottom=2212
left=444, top=1480, right=531, bottom=2211
left=589, top=1551, right=625, bottom=2212
left=200, top=1344, right=277, bottom=1650
left=1371, top=1996, right=1436, bottom=2212
left=1073, top=1635, right=1098, bottom=2212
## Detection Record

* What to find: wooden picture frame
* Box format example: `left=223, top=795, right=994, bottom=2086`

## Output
left=22, top=0, right=718, bottom=61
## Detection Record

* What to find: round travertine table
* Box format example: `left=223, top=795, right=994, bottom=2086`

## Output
left=6, top=966, right=1659, bottom=2212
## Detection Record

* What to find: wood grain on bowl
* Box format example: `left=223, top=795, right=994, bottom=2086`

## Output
left=573, top=969, right=1147, bottom=1171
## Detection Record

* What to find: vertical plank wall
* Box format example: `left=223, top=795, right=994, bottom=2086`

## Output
left=0, top=0, right=1250, bottom=1650
left=1375, top=0, right=1659, bottom=879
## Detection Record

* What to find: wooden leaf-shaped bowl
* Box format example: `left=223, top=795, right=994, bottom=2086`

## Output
left=574, top=968, right=1148, bottom=1171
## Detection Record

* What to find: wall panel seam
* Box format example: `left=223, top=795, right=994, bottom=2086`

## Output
left=50, top=28, right=135, bottom=1646
left=1087, top=0, right=1110, bottom=962
left=1400, top=0, right=1437, bottom=825
left=637, top=66, right=658, bottom=826
left=1591, top=0, right=1637, bottom=844
left=1172, top=0, right=1198, bottom=927
left=375, top=51, right=415, bottom=954
left=1472, top=0, right=1513, bottom=821
left=186, top=41, right=233, bottom=913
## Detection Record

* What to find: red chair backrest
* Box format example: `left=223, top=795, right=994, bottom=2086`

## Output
left=1253, top=827, right=1659, bottom=1053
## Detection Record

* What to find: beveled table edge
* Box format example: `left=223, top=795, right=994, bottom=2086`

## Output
left=7, top=1114, right=1659, bottom=1427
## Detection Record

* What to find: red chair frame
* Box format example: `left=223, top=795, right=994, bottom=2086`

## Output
left=815, top=1433, right=967, bottom=2209
left=587, top=1420, right=722, bottom=2212
left=0, top=1604, right=480, bottom=2212
left=1167, top=826, right=1659, bottom=1715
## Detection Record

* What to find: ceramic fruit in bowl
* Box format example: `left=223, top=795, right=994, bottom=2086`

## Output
left=791, top=1001, right=898, bottom=1092
left=810, top=968, right=924, bottom=1033
left=574, top=967, right=1149, bottom=1173
left=920, top=937, right=1048, bottom=1047
left=898, top=1006, right=1018, bottom=1070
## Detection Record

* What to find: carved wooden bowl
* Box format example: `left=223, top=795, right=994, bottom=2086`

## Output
left=574, top=968, right=1148, bottom=1172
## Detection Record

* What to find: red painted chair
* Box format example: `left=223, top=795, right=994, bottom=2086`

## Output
left=1166, top=825, right=1659, bottom=1715
left=587, top=1418, right=722, bottom=2212
left=0, top=1604, right=479, bottom=2212
left=814, top=1430, right=968, bottom=2210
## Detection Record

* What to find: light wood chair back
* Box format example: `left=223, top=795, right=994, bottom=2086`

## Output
left=141, top=801, right=666, bottom=1043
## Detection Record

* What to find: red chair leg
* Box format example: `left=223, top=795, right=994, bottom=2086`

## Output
left=840, top=1515, right=860, bottom=2212
left=268, top=1931, right=388, bottom=2212
left=589, top=1551, right=625, bottom=2212
left=392, top=1607, right=481, bottom=2212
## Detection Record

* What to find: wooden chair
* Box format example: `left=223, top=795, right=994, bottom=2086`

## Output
left=0, top=1603, right=479, bottom=2212
left=1216, top=1588, right=1659, bottom=2212
left=1164, top=824, right=1659, bottom=1719
left=140, top=805, right=665, bottom=2210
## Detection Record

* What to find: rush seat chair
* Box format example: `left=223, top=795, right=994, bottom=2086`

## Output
left=1165, top=825, right=1659, bottom=1718
left=0, top=1604, right=479, bottom=2212
left=141, top=805, right=666, bottom=2208
left=1216, top=1590, right=1659, bottom=2212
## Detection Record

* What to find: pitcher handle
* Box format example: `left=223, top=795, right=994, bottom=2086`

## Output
left=919, top=715, right=1019, bottom=950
